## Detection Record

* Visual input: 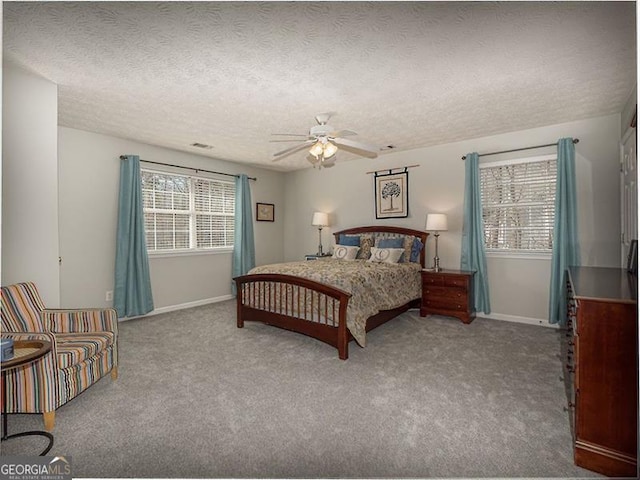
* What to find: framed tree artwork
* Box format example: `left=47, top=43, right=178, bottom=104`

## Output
left=374, top=170, right=409, bottom=219
left=256, top=202, right=275, bottom=222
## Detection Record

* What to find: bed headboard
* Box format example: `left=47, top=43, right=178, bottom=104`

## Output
left=333, top=226, right=429, bottom=268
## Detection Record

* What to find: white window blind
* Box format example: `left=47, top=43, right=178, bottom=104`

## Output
left=194, top=178, right=235, bottom=249
left=141, top=169, right=235, bottom=252
left=480, top=155, right=557, bottom=253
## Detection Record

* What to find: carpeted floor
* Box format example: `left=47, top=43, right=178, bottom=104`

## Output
left=1, top=300, right=600, bottom=479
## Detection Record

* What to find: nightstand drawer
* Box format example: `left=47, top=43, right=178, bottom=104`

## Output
left=423, top=286, right=467, bottom=300
left=423, top=274, right=444, bottom=286
left=443, top=276, right=469, bottom=288
left=424, top=298, right=468, bottom=311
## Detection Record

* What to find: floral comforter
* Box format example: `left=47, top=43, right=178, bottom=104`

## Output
left=248, top=259, right=421, bottom=346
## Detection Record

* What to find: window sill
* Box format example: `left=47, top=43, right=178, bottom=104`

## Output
left=148, top=248, right=233, bottom=259
left=486, top=250, right=552, bottom=260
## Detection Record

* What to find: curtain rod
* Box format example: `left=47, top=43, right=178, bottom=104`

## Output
left=461, top=138, right=579, bottom=160
left=365, top=164, right=420, bottom=175
left=119, top=156, right=257, bottom=181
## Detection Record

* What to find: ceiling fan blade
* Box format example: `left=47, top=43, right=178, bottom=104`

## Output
left=333, top=137, right=379, bottom=158
left=271, top=133, right=308, bottom=137
left=269, top=139, right=308, bottom=143
left=273, top=140, right=313, bottom=161
left=329, top=130, right=357, bottom=137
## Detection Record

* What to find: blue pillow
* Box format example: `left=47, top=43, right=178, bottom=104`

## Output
left=410, top=238, right=424, bottom=263
left=377, top=237, right=404, bottom=249
left=338, top=234, right=360, bottom=246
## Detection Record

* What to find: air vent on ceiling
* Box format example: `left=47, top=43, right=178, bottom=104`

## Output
left=190, top=142, right=213, bottom=149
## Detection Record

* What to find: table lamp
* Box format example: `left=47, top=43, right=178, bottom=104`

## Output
left=312, top=212, right=329, bottom=256
left=426, top=213, right=448, bottom=272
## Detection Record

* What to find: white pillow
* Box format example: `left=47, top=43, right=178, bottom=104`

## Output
left=332, top=245, right=360, bottom=260
left=368, top=247, right=405, bottom=264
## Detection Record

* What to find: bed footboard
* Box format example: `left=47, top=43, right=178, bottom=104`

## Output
left=234, top=274, right=352, bottom=359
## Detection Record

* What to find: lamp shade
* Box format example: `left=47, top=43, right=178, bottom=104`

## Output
left=323, top=141, right=338, bottom=159
left=426, top=213, right=448, bottom=231
left=309, top=141, right=324, bottom=158
left=312, top=212, right=329, bottom=227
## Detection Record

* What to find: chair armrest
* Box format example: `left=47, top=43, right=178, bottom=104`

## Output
left=43, top=308, right=118, bottom=335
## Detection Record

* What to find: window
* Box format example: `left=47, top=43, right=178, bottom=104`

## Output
left=141, top=169, right=235, bottom=252
left=480, top=154, right=557, bottom=253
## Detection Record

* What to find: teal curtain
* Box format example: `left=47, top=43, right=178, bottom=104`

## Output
left=461, top=152, right=491, bottom=314
left=548, top=138, right=580, bottom=325
left=232, top=174, right=255, bottom=294
left=114, top=155, right=154, bottom=317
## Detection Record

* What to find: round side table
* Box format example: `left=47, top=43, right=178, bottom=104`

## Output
left=1, top=339, right=54, bottom=455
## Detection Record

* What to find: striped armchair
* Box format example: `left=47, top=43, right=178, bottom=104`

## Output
left=1, top=282, right=118, bottom=431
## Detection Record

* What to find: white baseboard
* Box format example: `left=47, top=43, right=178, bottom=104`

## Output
left=477, top=312, right=559, bottom=329
left=118, top=294, right=234, bottom=322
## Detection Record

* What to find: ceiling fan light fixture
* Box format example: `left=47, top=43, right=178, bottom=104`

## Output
left=323, top=141, right=338, bottom=159
left=272, top=113, right=378, bottom=167
left=309, top=141, right=324, bottom=158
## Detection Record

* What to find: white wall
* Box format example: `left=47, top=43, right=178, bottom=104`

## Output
left=284, top=114, right=622, bottom=324
left=58, top=127, right=285, bottom=309
left=2, top=63, right=61, bottom=306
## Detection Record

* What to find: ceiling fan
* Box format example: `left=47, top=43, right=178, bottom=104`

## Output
left=271, top=113, right=378, bottom=168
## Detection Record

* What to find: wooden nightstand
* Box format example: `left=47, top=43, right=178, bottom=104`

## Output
left=304, top=253, right=332, bottom=260
left=420, top=269, right=476, bottom=323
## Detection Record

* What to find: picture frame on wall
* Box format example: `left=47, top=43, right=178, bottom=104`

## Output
left=374, top=171, right=409, bottom=219
left=627, top=239, right=637, bottom=274
left=256, top=202, right=275, bottom=222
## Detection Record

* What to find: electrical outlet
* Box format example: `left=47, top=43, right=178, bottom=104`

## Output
left=105, top=290, right=113, bottom=302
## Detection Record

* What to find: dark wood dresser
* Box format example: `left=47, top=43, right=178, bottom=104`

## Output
left=420, top=269, right=475, bottom=324
left=566, top=266, right=638, bottom=477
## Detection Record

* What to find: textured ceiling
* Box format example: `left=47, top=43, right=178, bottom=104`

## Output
left=3, top=1, right=637, bottom=171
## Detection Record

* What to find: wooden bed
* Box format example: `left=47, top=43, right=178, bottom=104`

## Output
left=234, top=226, right=428, bottom=360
